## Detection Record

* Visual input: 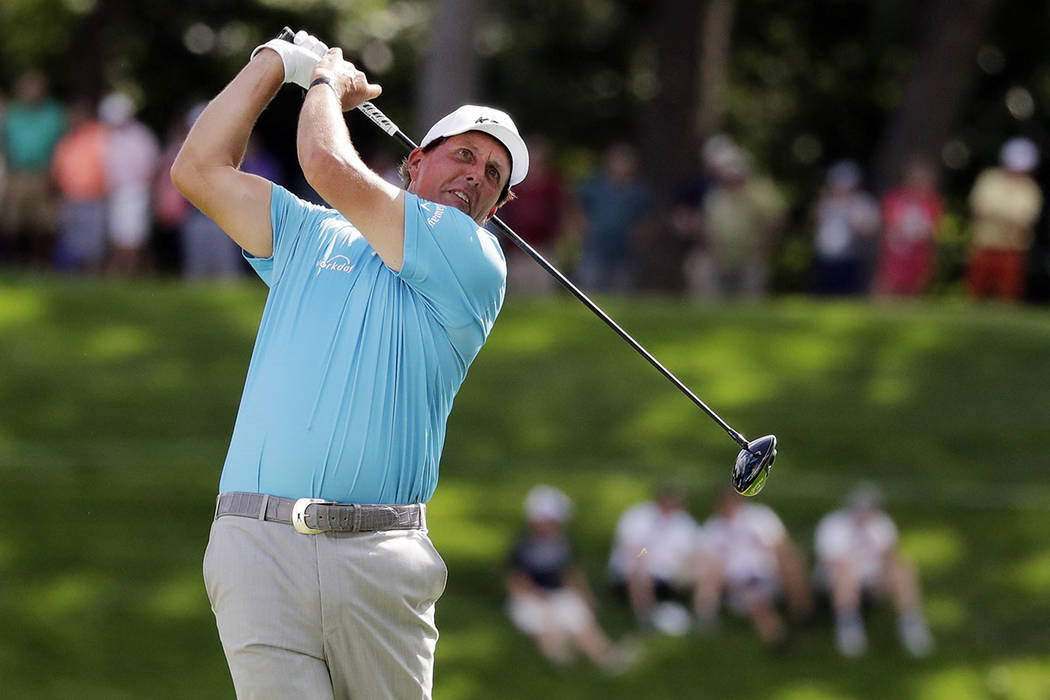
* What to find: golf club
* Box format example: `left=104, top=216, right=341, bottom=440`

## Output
left=276, top=28, right=777, bottom=496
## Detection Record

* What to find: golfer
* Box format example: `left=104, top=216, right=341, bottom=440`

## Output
left=171, top=30, right=528, bottom=699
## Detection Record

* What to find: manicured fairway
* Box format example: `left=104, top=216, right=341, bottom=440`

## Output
left=1, top=277, right=1047, bottom=699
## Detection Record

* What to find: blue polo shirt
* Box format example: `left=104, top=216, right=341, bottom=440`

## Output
left=219, top=185, right=506, bottom=504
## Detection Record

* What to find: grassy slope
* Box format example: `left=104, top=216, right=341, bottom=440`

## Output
left=0, top=278, right=1047, bottom=699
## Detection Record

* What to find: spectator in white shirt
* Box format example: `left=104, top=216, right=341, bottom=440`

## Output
left=814, top=483, right=933, bottom=657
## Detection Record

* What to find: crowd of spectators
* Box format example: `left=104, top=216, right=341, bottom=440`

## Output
left=0, top=71, right=282, bottom=279
left=1, top=69, right=1044, bottom=302
left=507, top=482, right=934, bottom=671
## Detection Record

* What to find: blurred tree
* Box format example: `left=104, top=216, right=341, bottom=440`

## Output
left=871, top=0, right=1003, bottom=193
left=415, top=0, right=481, bottom=135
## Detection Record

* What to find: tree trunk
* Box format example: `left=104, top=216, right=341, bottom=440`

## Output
left=871, top=0, right=1002, bottom=193
left=695, top=0, right=736, bottom=141
left=641, top=0, right=707, bottom=197
left=415, top=0, right=482, bottom=136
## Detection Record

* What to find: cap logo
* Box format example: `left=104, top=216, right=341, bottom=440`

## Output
left=475, top=116, right=495, bottom=124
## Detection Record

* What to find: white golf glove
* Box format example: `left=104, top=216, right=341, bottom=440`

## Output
left=251, top=30, right=329, bottom=89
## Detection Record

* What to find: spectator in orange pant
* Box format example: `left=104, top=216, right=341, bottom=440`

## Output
left=966, top=138, right=1043, bottom=301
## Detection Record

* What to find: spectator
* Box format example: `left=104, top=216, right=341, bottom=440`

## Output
left=506, top=485, right=630, bottom=672
left=811, top=160, right=881, bottom=296
left=814, top=483, right=934, bottom=658
left=678, top=134, right=736, bottom=299
left=99, top=91, right=159, bottom=275
left=153, top=112, right=193, bottom=274
left=692, top=490, right=810, bottom=648
left=182, top=112, right=274, bottom=279
left=966, top=137, right=1043, bottom=302
left=703, top=144, right=786, bottom=299
left=51, top=99, right=108, bottom=272
left=498, top=137, right=569, bottom=296
left=608, top=484, right=699, bottom=631
left=0, top=71, right=66, bottom=266
left=576, top=143, right=652, bottom=293
left=873, top=158, right=945, bottom=297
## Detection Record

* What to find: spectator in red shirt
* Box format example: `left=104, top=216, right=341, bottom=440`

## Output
left=873, top=158, right=945, bottom=297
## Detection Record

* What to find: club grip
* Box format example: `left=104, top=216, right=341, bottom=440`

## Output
left=276, top=27, right=295, bottom=42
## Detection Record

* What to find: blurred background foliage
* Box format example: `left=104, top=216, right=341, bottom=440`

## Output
left=4, top=1, right=1050, bottom=299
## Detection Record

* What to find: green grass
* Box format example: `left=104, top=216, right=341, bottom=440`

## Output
left=1, top=276, right=1048, bottom=699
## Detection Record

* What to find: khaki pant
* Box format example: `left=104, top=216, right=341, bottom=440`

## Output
left=203, top=510, right=447, bottom=699
left=2, top=171, right=55, bottom=235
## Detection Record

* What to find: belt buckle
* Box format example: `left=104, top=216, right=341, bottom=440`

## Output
left=292, top=498, right=326, bottom=535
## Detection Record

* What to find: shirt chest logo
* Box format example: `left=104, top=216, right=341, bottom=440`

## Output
left=317, top=254, right=355, bottom=274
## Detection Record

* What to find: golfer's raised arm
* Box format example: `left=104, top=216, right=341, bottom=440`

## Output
left=297, top=48, right=407, bottom=272
left=170, top=51, right=283, bottom=259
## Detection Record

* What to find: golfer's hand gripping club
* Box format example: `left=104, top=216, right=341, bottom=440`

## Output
left=270, top=27, right=777, bottom=497
left=252, top=30, right=329, bottom=89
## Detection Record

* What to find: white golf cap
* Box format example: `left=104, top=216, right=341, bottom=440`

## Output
left=420, top=105, right=529, bottom=186
left=524, top=485, right=571, bottom=523
left=1000, top=137, right=1039, bottom=173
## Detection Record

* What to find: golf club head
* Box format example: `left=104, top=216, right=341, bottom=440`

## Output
left=733, top=434, right=777, bottom=497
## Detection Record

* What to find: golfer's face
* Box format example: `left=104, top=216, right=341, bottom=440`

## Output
left=410, top=132, right=511, bottom=223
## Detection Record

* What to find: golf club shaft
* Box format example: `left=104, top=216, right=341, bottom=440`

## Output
left=278, top=29, right=750, bottom=450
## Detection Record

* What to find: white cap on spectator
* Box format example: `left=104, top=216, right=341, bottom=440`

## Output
left=1000, top=137, right=1039, bottom=173
left=524, top=485, right=572, bottom=523
left=99, top=92, right=135, bottom=127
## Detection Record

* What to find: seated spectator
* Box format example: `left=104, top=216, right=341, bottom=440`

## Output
left=814, top=483, right=934, bottom=658
left=608, top=484, right=699, bottom=631
left=506, top=486, right=630, bottom=672
left=692, top=490, right=810, bottom=648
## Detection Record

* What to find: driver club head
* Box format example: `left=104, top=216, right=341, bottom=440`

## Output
left=732, top=434, right=778, bottom=497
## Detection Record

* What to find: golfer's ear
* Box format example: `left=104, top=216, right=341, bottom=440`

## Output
left=405, top=148, right=425, bottom=182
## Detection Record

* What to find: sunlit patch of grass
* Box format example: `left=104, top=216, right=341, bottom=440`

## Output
left=84, top=324, right=154, bottom=360
left=913, top=666, right=987, bottom=700
left=1010, top=548, right=1050, bottom=594
left=0, top=287, right=45, bottom=326
left=428, top=482, right=515, bottom=563
left=899, top=527, right=963, bottom=573
left=23, top=573, right=109, bottom=620
left=145, top=572, right=211, bottom=620
left=771, top=681, right=859, bottom=700
left=983, top=658, right=1050, bottom=699
left=924, top=594, right=965, bottom=630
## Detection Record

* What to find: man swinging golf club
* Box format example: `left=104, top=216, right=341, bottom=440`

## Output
left=172, top=29, right=527, bottom=698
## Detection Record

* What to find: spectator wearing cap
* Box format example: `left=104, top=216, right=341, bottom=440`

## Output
left=873, top=157, right=945, bottom=297
left=99, top=91, right=159, bottom=275
left=814, top=484, right=933, bottom=658
left=811, top=159, right=881, bottom=296
left=966, top=137, right=1044, bottom=301
left=702, top=142, right=786, bottom=299
left=506, top=486, right=630, bottom=672
left=0, top=71, right=66, bottom=265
